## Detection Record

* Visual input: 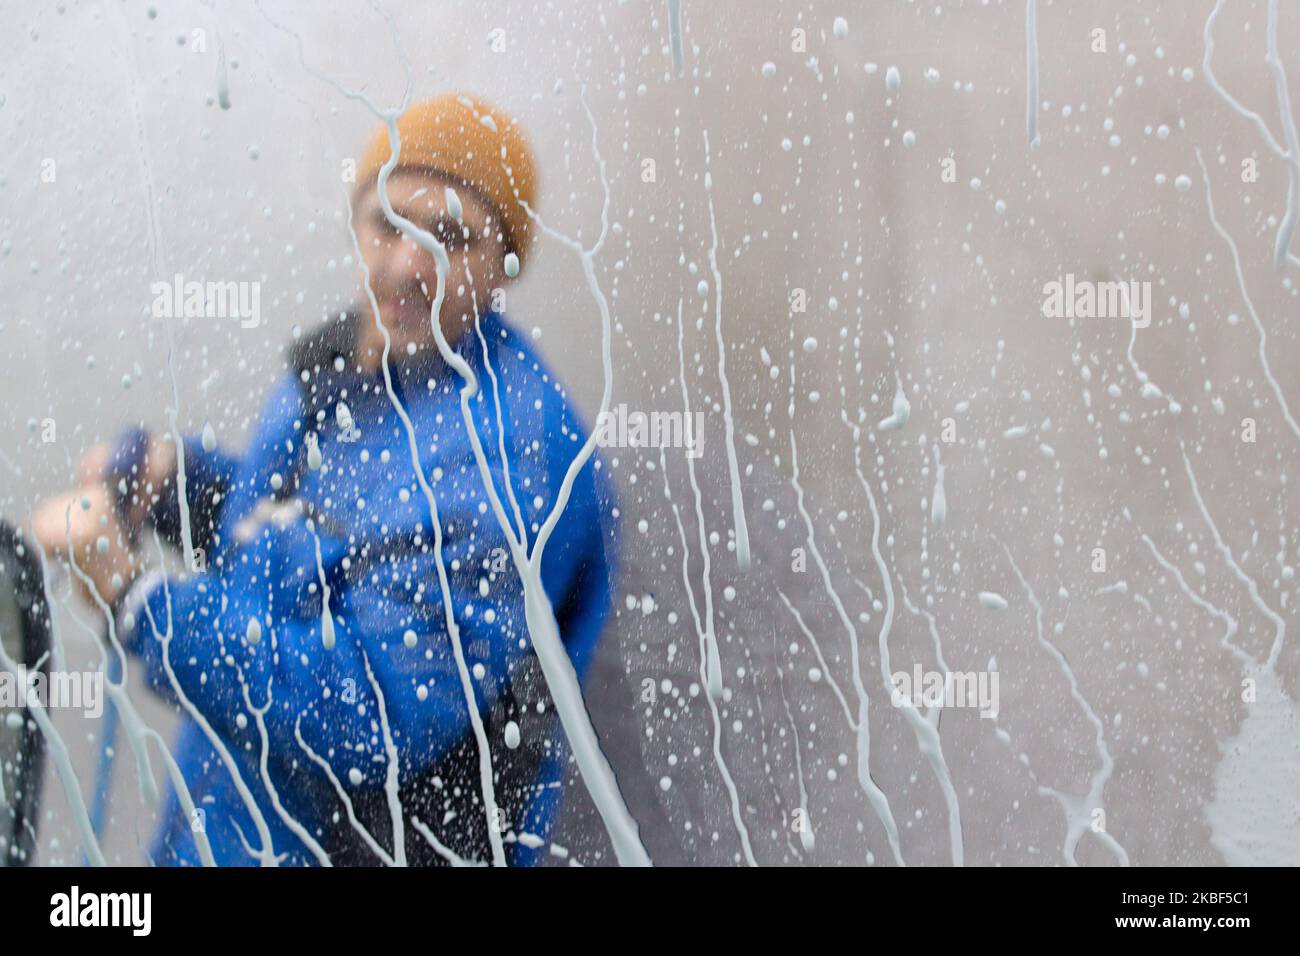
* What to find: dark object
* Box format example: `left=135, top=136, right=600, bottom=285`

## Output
left=107, top=425, right=235, bottom=561
left=0, top=521, right=52, bottom=866
left=327, top=653, right=559, bottom=866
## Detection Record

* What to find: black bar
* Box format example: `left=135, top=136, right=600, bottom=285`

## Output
left=0, top=865, right=1282, bottom=943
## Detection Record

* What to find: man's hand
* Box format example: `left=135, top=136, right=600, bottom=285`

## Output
left=32, top=483, right=138, bottom=608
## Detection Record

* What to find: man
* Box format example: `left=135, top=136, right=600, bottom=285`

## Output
left=33, top=92, right=618, bottom=866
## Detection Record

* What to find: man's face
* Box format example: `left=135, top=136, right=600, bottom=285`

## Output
left=352, top=168, right=513, bottom=355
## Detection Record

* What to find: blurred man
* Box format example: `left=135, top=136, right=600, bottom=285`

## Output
left=33, top=92, right=618, bottom=866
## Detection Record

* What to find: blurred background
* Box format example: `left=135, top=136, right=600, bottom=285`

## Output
left=1, top=0, right=1297, bottom=865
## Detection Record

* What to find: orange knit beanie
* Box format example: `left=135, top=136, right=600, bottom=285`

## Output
left=355, top=92, right=538, bottom=269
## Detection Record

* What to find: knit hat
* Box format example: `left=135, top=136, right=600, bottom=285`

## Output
left=355, top=92, right=538, bottom=269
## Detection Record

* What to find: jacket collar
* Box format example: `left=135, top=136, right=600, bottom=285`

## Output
left=288, top=307, right=499, bottom=392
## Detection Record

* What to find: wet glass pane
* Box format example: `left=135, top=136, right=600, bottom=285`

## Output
left=1, top=0, right=1296, bottom=871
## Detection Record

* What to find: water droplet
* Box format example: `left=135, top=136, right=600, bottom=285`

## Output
left=978, top=591, right=1009, bottom=611
left=877, top=381, right=911, bottom=430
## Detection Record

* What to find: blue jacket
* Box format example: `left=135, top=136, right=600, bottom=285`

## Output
left=118, top=310, right=618, bottom=866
